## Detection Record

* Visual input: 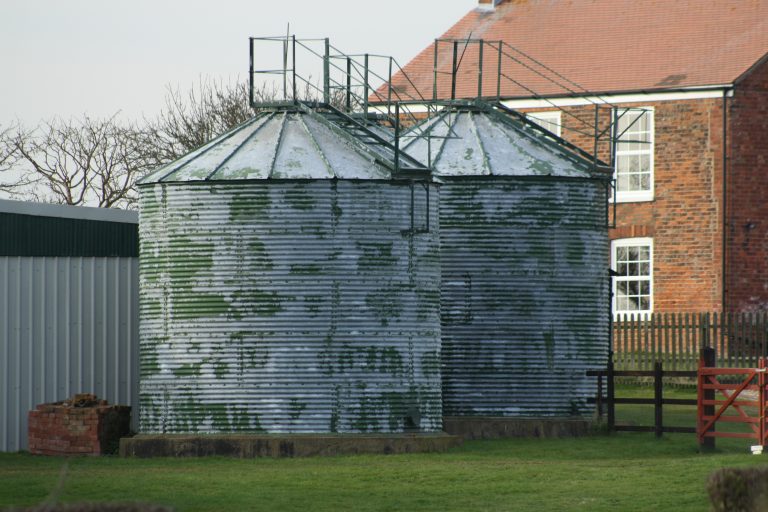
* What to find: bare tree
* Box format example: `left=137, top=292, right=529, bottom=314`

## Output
left=0, top=80, right=261, bottom=209
left=140, top=79, right=265, bottom=167
left=0, top=78, right=314, bottom=208
left=5, top=115, right=149, bottom=208
left=0, top=123, right=31, bottom=196
left=0, top=124, right=16, bottom=172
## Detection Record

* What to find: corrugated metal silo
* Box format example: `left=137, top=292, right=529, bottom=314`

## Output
left=138, top=109, right=441, bottom=434
left=402, top=105, right=609, bottom=418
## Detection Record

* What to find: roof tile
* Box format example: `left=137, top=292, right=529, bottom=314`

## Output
left=392, top=0, right=768, bottom=99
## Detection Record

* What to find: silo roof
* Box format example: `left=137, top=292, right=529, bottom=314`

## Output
left=400, top=108, right=599, bottom=179
left=139, top=110, right=397, bottom=184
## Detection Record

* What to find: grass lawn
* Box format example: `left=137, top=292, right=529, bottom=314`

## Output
left=1, top=389, right=766, bottom=512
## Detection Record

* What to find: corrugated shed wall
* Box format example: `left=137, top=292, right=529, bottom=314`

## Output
left=440, top=177, right=609, bottom=417
left=0, top=213, right=138, bottom=257
left=0, top=256, right=139, bottom=452
left=139, top=181, right=442, bottom=434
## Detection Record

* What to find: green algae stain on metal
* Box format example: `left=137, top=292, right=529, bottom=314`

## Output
left=303, top=294, right=324, bottom=316
left=283, top=186, right=316, bottom=211
left=141, top=297, right=162, bottom=319
left=229, top=189, right=271, bottom=222
left=232, top=405, right=263, bottom=432
left=329, top=386, right=341, bottom=432
left=201, top=403, right=263, bottom=432
left=420, top=349, right=441, bottom=377
left=229, top=331, right=269, bottom=372
left=565, top=236, right=586, bottom=264
left=290, top=263, right=322, bottom=275
left=543, top=329, right=555, bottom=370
left=231, top=288, right=290, bottom=317
left=141, top=341, right=162, bottom=377
left=173, top=294, right=233, bottom=319
left=213, top=359, right=229, bottom=379
left=206, top=403, right=231, bottom=431
left=289, top=399, right=307, bottom=421
left=173, top=361, right=204, bottom=378
left=528, top=158, right=555, bottom=175
left=350, top=392, right=383, bottom=433
left=365, top=283, right=411, bottom=327
left=357, top=241, right=398, bottom=268
left=448, top=185, right=486, bottom=224
left=248, top=239, right=274, bottom=270
left=361, top=346, right=404, bottom=374
left=164, top=233, right=234, bottom=321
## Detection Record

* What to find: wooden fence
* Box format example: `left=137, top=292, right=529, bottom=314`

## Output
left=588, top=361, right=697, bottom=437
left=613, top=312, right=768, bottom=371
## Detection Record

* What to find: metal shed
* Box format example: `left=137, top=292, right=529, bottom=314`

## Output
left=138, top=108, right=442, bottom=434
left=0, top=199, right=139, bottom=452
left=402, top=104, right=610, bottom=417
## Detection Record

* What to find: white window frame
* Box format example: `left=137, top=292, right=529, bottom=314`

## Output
left=613, top=107, right=654, bottom=203
left=526, top=111, right=562, bottom=137
left=611, top=237, right=653, bottom=317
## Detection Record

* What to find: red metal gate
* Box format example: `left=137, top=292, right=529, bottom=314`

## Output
left=697, top=354, right=768, bottom=449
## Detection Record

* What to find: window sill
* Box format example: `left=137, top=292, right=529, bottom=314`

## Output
left=613, top=194, right=654, bottom=204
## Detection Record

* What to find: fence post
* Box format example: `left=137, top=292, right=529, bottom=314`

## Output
left=654, top=360, right=663, bottom=438
left=596, top=373, right=603, bottom=420
left=607, top=358, right=615, bottom=432
left=760, top=357, right=766, bottom=449
left=701, top=312, right=711, bottom=352
left=699, top=347, right=716, bottom=451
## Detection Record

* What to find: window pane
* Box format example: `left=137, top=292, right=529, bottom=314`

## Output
left=640, top=172, right=650, bottom=190
left=617, top=174, right=630, bottom=192
left=613, top=241, right=652, bottom=314
left=614, top=108, right=652, bottom=198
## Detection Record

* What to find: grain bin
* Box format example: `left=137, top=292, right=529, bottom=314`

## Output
left=138, top=109, right=441, bottom=434
left=402, top=104, right=609, bottom=418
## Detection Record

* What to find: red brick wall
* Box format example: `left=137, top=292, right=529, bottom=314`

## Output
left=524, top=97, right=725, bottom=313
left=28, top=403, right=131, bottom=455
left=728, top=59, right=768, bottom=311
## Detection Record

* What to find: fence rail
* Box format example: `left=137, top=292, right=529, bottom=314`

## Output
left=613, top=312, right=768, bottom=371
left=587, top=361, right=697, bottom=436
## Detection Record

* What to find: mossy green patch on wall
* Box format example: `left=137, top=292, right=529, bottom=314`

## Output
left=282, top=186, right=316, bottom=211
left=228, top=189, right=271, bottom=222
left=357, top=241, right=398, bottom=268
left=365, top=283, right=411, bottom=327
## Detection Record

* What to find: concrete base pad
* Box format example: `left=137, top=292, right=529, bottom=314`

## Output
left=443, top=416, right=593, bottom=440
left=119, top=433, right=462, bottom=458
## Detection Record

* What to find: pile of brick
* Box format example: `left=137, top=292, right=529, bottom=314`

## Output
left=28, top=394, right=131, bottom=456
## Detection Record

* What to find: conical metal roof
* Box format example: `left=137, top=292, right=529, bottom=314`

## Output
left=139, top=110, right=396, bottom=184
left=401, top=108, right=598, bottom=178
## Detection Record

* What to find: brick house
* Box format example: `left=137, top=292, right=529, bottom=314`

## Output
left=392, top=0, right=768, bottom=314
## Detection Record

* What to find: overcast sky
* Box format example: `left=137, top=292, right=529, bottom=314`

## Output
left=0, top=0, right=475, bottom=125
